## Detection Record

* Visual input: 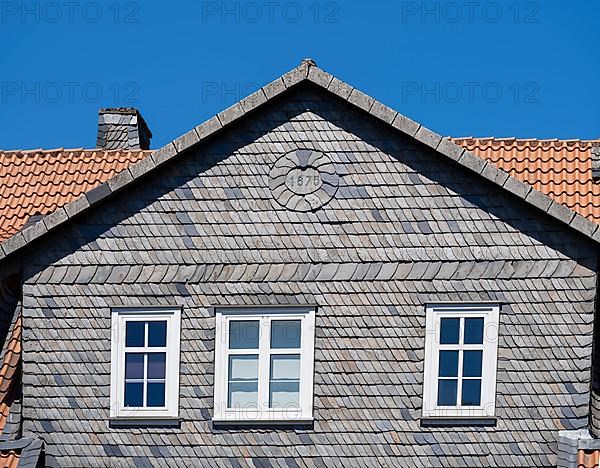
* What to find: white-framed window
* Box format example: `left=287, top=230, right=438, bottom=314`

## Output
left=213, top=306, right=316, bottom=423
left=422, top=303, right=500, bottom=418
left=110, top=307, right=181, bottom=420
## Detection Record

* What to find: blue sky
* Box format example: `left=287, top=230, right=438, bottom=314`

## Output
left=2, top=0, right=599, bottom=149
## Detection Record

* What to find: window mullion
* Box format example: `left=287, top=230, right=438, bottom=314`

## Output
left=257, top=316, right=270, bottom=410
left=456, top=347, right=463, bottom=408
left=142, top=350, right=148, bottom=407
left=457, top=318, right=465, bottom=408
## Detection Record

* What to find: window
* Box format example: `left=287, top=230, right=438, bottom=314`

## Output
left=422, top=303, right=500, bottom=418
left=110, top=307, right=181, bottom=420
left=213, top=307, right=316, bottom=423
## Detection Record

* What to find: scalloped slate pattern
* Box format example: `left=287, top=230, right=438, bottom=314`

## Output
left=20, top=86, right=598, bottom=467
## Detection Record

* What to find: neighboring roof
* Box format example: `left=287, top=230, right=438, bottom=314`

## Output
left=0, top=59, right=599, bottom=261
left=0, top=448, right=19, bottom=468
left=0, top=439, right=44, bottom=468
left=0, top=149, right=149, bottom=241
left=0, top=316, right=20, bottom=435
left=453, top=137, right=600, bottom=223
left=579, top=449, right=600, bottom=467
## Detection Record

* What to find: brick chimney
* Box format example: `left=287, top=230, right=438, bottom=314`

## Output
left=96, top=108, right=152, bottom=150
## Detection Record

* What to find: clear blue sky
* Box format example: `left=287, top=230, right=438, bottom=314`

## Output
left=2, top=1, right=599, bottom=149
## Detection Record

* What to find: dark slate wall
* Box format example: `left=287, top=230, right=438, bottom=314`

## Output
left=21, top=85, right=598, bottom=467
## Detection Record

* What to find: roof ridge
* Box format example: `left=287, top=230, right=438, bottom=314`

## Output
left=1, top=58, right=599, bottom=261
left=0, top=148, right=152, bottom=155
left=451, top=137, right=600, bottom=144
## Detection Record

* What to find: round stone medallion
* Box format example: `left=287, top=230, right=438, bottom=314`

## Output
left=269, top=149, right=339, bottom=212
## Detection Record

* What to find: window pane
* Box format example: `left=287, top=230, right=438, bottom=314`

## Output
left=124, top=382, right=143, bottom=407
left=438, top=350, right=459, bottom=377
left=147, top=353, right=166, bottom=379
left=463, top=350, right=483, bottom=377
left=148, top=321, right=167, bottom=347
left=437, top=379, right=457, bottom=406
left=462, top=379, right=481, bottom=406
left=228, top=382, right=259, bottom=408
left=270, top=381, right=300, bottom=409
left=229, top=355, right=258, bottom=381
left=439, top=318, right=459, bottom=344
left=228, top=355, right=258, bottom=408
left=125, top=322, right=145, bottom=347
left=125, top=353, right=144, bottom=380
left=229, top=321, right=259, bottom=349
left=271, top=320, right=301, bottom=349
left=464, top=318, right=484, bottom=344
left=147, top=382, right=166, bottom=407
left=270, top=355, right=300, bottom=380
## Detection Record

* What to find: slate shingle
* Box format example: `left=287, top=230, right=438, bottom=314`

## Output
left=17, top=84, right=598, bottom=467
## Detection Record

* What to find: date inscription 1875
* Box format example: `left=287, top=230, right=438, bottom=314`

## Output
left=285, top=167, right=322, bottom=195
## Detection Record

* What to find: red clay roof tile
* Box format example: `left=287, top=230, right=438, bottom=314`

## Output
left=0, top=149, right=149, bottom=242
left=453, top=137, right=600, bottom=223
left=0, top=449, right=20, bottom=468
left=579, top=449, right=600, bottom=468
left=0, top=316, right=21, bottom=435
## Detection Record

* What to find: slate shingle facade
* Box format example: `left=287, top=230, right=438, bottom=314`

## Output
left=18, top=84, right=599, bottom=466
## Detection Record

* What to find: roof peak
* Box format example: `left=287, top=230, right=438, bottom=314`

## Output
left=1, top=60, right=599, bottom=260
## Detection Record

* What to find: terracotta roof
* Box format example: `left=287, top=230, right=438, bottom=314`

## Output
left=0, top=149, right=150, bottom=242
left=578, top=449, right=600, bottom=468
left=0, top=449, right=19, bottom=468
left=453, top=137, right=600, bottom=223
left=0, top=315, right=20, bottom=434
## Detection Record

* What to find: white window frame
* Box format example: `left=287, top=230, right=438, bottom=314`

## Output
left=213, top=306, right=316, bottom=423
left=110, top=307, right=181, bottom=420
left=422, top=303, right=500, bottom=418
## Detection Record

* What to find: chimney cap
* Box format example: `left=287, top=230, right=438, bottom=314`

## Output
left=99, top=107, right=141, bottom=115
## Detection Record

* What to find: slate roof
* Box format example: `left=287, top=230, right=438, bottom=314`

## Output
left=18, top=82, right=599, bottom=466
left=453, top=137, right=600, bottom=223
left=0, top=149, right=149, bottom=242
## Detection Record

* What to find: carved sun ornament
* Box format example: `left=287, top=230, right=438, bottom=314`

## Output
left=269, top=149, right=339, bottom=212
